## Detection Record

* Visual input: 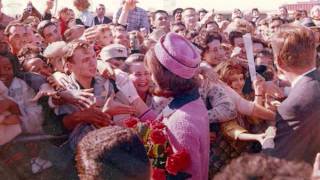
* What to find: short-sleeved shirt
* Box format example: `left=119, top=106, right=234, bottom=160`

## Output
left=114, top=7, right=150, bottom=32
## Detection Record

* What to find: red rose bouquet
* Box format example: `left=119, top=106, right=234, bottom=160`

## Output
left=124, top=117, right=191, bottom=180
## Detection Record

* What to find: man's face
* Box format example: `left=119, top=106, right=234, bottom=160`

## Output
left=0, top=56, right=14, bottom=87
left=174, top=10, right=182, bottom=21
left=183, top=9, right=197, bottom=28
left=43, top=24, right=62, bottom=44
left=234, top=37, right=244, bottom=48
left=8, top=26, right=29, bottom=53
left=96, top=5, right=105, bottom=17
left=215, top=14, right=223, bottom=22
left=113, top=31, right=129, bottom=48
left=199, top=12, right=207, bottom=21
left=253, top=11, right=260, bottom=18
left=69, top=46, right=97, bottom=79
left=206, top=23, right=219, bottom=33
left=269, top=20, right=283, bottom=34
left=279, top=8, right=288, bottom=18
left=153, top=12, right=170, bottom=31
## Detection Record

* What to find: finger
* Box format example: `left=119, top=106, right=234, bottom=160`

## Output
left=30, top=92, right=44, bottom=102
left=79, top=91, right=94, bottom=98
left=77, top=98, right=92, bottom=109
left=104, top=93, right=116, bottom=106
left=314, top=153, right=320, bottom=171
left=82, top=88, right=94, bottom=93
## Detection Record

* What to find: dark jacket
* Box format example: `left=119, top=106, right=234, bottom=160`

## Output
left=263, top=69, right=320, bottom=164
left=94, top=16, right=112, bottom=25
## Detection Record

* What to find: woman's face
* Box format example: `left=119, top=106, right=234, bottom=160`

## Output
left=0, top=56, right=14, bottom=87
left=229, top=73, right=245, bottom=94
left=203, top=40, right=225, bottom=66
left=60, top=11, right=71, bottom=22
left=129, top=62, right=151, bottom=93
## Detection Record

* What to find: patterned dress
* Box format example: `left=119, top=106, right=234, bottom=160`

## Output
left=199, top=79, right=259, bottom=178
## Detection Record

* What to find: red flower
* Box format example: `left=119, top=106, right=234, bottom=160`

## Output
left=124, top=117, right=138, bottom=128
left=152, top=168, right=166, bottom=180
left=165, top=145, right=174, bottom=155
left=151, top=121, right=166, bottom=130
left=165, top=149, right=191, bottom=175
left=150, top=129, right=167, bottom=145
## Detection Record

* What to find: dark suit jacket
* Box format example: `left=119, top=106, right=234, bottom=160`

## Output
left=263, top=69, right=320, bottom=164
left=94, top=16, right=112, bottom=25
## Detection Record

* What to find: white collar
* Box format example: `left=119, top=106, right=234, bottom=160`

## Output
left=291, top=67, right=316, bottom=88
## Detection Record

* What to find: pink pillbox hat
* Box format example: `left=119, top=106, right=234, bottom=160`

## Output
left=154, top=32, right=201, bottom=79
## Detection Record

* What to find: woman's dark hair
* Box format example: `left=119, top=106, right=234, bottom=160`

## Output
left=191, top=30, right=222, bottom=57
left=144, top=48, right=199, bottom=97
left=123, top=53, right=145, bottom=73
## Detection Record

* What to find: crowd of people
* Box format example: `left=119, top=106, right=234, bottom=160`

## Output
left=0, top=0, right=320, bottom=179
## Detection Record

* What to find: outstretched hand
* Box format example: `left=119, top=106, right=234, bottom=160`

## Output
left=102, top=93, right=136, bottom=116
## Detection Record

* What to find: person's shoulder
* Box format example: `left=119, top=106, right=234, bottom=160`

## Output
left=10, top=77, right=29, bottom=89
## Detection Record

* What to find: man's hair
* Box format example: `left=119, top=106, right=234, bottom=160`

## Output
left=252, top=8, right=259, bottom=13
left=183, top=7, right=196, bottom=13
left=213, top=154, right=312, bottom=180
left=63, top=39, right=92, bottom=63
left=271, top=24, right=316, bottom=68
left=198, top=8, right=208, bottom=14
left=152, top=10, right=169, bottom=21
left=97, top=3, right=105, bottom=8
left=172, top=8, right=183, bottom=16
left=269, top=15, right=285, bottom=24
left=76, top=126, right=150, bottom=180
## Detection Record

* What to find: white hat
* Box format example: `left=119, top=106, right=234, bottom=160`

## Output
left=100, top=44, right=128, bottom=61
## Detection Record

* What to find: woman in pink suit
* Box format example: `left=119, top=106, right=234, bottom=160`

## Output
left=116, top=32, right=209, bottom=179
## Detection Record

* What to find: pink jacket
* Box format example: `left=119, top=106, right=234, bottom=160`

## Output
left=141, top=98, right=209, bottom=180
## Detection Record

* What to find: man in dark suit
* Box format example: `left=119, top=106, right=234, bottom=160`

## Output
left=94, top=4, right=111, bottom=25
left=263, top=24, right=320, bottom=164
